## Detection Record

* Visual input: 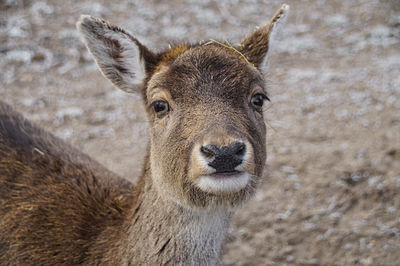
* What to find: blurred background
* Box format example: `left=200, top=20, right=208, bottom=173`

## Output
left=1, top=0, right=399, bottom=265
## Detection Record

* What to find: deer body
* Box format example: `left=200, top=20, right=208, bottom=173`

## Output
left=96, top=179, right=230, bottom=265
left=0, top=5, right=289, bottom=265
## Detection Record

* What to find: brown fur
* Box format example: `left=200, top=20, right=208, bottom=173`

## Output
left=238, top=5, right=289, bottom=69
left=0, top=4, right=289, bottom=265
left=0, top=102, right=134, bottom=264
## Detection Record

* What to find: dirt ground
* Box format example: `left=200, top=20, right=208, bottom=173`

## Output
left=1, top=0, right=399, bottom=265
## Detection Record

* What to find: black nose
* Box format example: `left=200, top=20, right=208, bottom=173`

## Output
left=200, top=142, right=246, bottom=173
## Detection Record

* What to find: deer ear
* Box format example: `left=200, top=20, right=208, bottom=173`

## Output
left=238, top=4, right=289, bottom=74
left=76, top=15, right=157, bottom=93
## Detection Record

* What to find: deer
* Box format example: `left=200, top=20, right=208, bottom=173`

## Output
left=0, top=4, right=289, bottom=265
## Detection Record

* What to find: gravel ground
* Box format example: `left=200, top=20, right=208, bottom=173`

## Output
left=1, top=0, right=399, bottom=265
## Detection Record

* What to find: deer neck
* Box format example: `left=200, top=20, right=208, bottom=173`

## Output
left=120, top=164, right=231, bottom=265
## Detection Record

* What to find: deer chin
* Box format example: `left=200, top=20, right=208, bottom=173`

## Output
left=195, top=171, right=251, bottom=194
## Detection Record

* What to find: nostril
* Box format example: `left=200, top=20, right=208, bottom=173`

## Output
left=205, top=142, right=246, bottom=173
left=234, top=142, right=246, bottom=157
left=200, top=145, right=219, bottom=158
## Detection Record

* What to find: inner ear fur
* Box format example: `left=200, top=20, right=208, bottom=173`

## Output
left=76, top=15, right=159, bottom=93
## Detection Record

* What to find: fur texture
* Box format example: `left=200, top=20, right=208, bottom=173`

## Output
left=238, top=4, right=289, bottom=73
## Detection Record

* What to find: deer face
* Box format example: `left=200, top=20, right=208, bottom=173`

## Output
left=146, top=46, right=268, bottom=209
left=77, top=4, right=289, bottom=209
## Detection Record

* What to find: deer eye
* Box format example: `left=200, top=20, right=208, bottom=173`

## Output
left=150, top=100, right=170, bottom=115
left=251, top=93, right=270, bottom=108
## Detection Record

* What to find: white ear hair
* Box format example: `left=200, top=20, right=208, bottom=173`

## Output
left=261, top=4, right=290, bottom=74
left=238, top=4, right=290, bottom=74
left=76, top=15, right=146, bottom=93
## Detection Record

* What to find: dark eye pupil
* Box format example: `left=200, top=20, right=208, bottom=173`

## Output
left=153, top=101, right=168, bottom=113
left=251, top=95, right=264, bottom=107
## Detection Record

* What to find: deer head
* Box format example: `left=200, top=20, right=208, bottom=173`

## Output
left=76, top=4, right=289, bottom=210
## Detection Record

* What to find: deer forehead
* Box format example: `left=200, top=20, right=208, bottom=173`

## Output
left=147, top=45, right=264, bottom=104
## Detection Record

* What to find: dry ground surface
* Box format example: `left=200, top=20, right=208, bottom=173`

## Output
left=1, top=0, right=399, bottom=265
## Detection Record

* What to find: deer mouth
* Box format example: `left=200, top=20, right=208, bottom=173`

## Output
left=195, top=171, right=251, bottom=193
left=209, top=170, right=241, bottom=178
